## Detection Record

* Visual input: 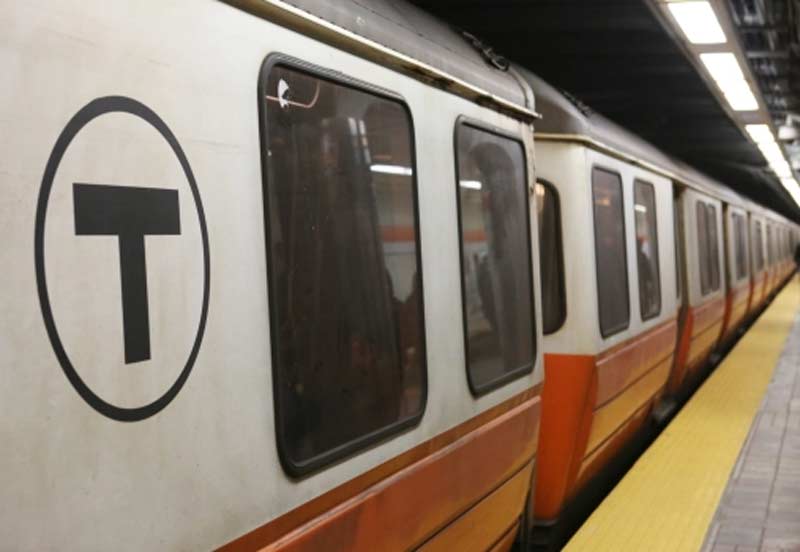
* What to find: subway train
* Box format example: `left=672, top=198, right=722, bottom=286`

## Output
left=1, top=1, right=798, bottom=551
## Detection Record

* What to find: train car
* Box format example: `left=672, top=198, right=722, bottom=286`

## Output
left=748, top=209, right=770, bottom=315
left=4, top=1, right=799, bottom=550
left=718, top=198, right=752, bottom=348
left=518, top=68, right=799, bottom=536
left=522, top=71, right=684, bottom=534
left=0, top=1, right=547, bottom=550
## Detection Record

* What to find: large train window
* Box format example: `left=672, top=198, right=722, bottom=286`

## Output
left=754, top=221, right=765, bottom=271
left=732, top=213, right=748, bottom=280
left=536, top=181, right=566, bottom=334
left=696, top=202, right=720, bottom=295
left=261, top=62, right=426, bottom=475
left=455, top=122, right=534, bottom=394
left=696, top=203, right=711, bottom=294
left=707, top=204, right=721, bottom=291
left=674, top=201, right=682, bottom=300
left=592, top=167, right=630, bottom=337
left=767, top=225, right=774, bottom=265
left=633, top=180, right=661, bottom=320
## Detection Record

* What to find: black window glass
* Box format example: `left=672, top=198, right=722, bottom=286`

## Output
left=592, top=168, right=630, bottom=337
left=707, top=204, right=721, bottom=291
left=674, top=200, right=682, bottom=299
left=456, top=123, right=534, bottom=393
left=733, top=213, right=748, bottom=280
left=767, top=225, right=774, bottom=265
left=696, top=202, right=711, bottom=295
left=536, top=181, right=566, bottom=334
left=634, top=180, right=661, bottom=320
left=263, top=64, right=426, bottom=473
left=754, top=221, right=764, bottom=271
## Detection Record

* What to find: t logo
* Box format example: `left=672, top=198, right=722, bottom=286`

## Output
left=36, top=96, right=209, bottom=421
left=73, top=184, right=181, bottom=363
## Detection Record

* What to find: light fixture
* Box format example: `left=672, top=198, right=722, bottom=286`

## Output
left=370, top=164, right=413, bottom=176
left=667, top=1, right=727, bottom=44
left=771, top=159, right=792, bottom=178
left=758, top=141, right=785, bottom=163
left=781, top=178, right=800, bottom=205
left=460, top=180, right=483, bottom=190
left=744, top=124, right=774, bottom=144
left=700, top=53, right=758, bottom=111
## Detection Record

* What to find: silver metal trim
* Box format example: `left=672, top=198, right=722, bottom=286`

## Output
left=224, top=0, right=541, bottom=122
left=535, top=132, right=747, bottom=205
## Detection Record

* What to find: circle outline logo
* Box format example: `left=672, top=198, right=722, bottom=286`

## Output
left=34, top=96, right=210, bottom=422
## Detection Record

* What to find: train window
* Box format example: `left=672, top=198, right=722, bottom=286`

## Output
left=732, top=213, right=748, bottom=280
left=674, top=200, right=683, bottom=300
left=754, top=221, right=765, bottom=271
left=456, top=122, right=534, bottom=394
left=261, top=63, right=426, bottom=474
left=592, top=167, right=630, bottom=337
left=707, top=204, right=721, bottom=291
left=536, top=181, right=566, bottom=334
left=696, top=203, right=711, bottom=295
left=767, top=225, right=774, bottom=265
left=633, top=180, right=661, bottom=320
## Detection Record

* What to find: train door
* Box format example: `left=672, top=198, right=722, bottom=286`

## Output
left=719, top=205, right=750, bottom=347
left=665, top=184, right=689, bottom=411
left=669, top=190, right=725, bottom=395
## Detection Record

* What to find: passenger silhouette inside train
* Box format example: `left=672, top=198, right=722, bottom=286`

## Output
left=457, top=128, right=533, bottom=389
left=265, top=67, right=425, bottom=466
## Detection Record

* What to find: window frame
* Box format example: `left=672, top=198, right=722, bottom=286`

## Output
left=696, top=201, right=711, bottom=295
left=706, top=203, right=721, bottom=292
left=754, top=220, right=764, bottom=272
left=453, top=116, right=536, bottom=397
left=258, top=54, right=429, bottom=477
left=731, top=212, right=748, bottom=281
left=633, top=179, right=662, bottom=321
left=591, top=165, right=631, bottom=339
left=536, top=179, right=567, bottom=335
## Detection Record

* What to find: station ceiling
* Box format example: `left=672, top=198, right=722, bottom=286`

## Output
left=410, top=0, right=800, bottom=222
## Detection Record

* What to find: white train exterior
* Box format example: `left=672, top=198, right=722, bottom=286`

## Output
left=1, top=1, right=797, bottom=551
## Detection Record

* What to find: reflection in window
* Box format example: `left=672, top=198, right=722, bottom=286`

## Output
left=767, top=225, right=774, bottom=265
left=674, top=201, right=682, bottom=299
left=754, top=221, right=764, bottom=271
left=592, top=168, right=629, bottom=337
left=263, top=64, right=425, bottom=472
left=696, top=202, right=711, bottom=295
left=707, top=204, right=721, bottom=291
left=634, top=180, right=661, bottom=320
left=536, top=181, right=566, bottom=334
left=456, top=123, right=534, bottom=393
left=732, top=213, right=748, bottom=280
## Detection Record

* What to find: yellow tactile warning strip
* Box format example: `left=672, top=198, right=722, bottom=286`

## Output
left=565, top=278, right=800, bottom=552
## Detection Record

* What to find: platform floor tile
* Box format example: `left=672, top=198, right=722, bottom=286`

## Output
left=565, top=278, right=800, bottom=552
left=703, top=288, right=800, bottom=552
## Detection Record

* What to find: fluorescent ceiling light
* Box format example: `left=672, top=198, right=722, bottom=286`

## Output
left=460, top=180, right=483, bottom=190
left=744, top=124, right=775, bottom=144
left=771, top=160, right=792, bottom=178
left=758, top=141, right=785, bottom=163
left=781, top=178, right=800, bottom=206
left=370, top=164, right=413, bottom=176
left=667, top=1, right=727, bottom=44
left=700, top=53, right=759, bottom=111
left=700, top=52, right=744, bottom=84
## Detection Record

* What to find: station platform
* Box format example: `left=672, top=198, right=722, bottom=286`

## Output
left=564, top=277, right=800, bottom=552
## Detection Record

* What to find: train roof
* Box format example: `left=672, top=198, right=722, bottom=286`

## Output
left=229, top=0, right=535, bottom=119
left=517, top=67, right=753, bottom=209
